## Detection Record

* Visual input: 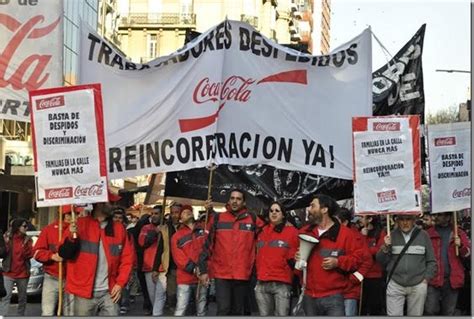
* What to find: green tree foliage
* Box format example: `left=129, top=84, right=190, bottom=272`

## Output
left=426, top=104, right=460, bottom=124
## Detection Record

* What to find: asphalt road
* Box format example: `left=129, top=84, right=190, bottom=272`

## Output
left=5, top=294, right=223, bottom=316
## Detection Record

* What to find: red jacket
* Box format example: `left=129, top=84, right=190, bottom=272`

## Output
left=363, top=229, right=386, bottom=279
left=343, top=227, right=374, bottom=300
left=171, top=223, right=208, bottom=285
left=60, top=216, right=135, bottom=299
left=138, top=224, right=160, bottom=272
left=3, top=233, right=33, bottom=279
left=299, top=222, right=364, bottom=298
left=199, top=207, right=265, bottom=280
left=33, top=220, right=69, bottom=278
left=256, top=223, right=298, bottom=285
left=427, top=226, right=471, bottom=289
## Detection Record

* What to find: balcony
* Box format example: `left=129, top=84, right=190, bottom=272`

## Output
left=290, top=32, right=301, bottom=41
left=120, top=13, right=196, bottom=27
left=240, top=14, right=259, bottom=28
left=289, top=24, right=297, bottom=34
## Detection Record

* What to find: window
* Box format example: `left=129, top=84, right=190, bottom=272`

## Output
left=148, top=34, right=158, bottom=59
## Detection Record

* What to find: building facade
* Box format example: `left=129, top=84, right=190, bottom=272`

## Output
left=116, top=0, right=329, bottom=62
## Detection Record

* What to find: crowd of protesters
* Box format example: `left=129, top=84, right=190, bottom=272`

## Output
left=0, top=189, right=471, bottom=316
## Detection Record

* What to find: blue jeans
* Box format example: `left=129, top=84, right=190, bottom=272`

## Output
left=175, top=283, right=208, bottom=316
left=0, top=275, right=28, bottom=316
left=344, top=298, right=358, bottom=316
left=254, top=281, right=292, bottom=316
left=302, top=293, right=345, bottom=316
left=73, top=289, right=119, bottom=316
left=424, top=279, right=459, bottom=315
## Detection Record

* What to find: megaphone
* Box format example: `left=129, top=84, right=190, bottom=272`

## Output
left=295, top=234, right=319, bottom=270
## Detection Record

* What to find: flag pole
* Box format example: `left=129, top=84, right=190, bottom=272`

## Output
left=386, top=215, right=391, bottom=238
left=203, top=164, right=216, bottom=229
left=197, top=164, right=216, bottom=302
left=453, top=211, right=459, bottom=256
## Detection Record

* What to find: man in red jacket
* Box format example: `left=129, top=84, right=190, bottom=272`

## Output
left=58, top=202, right=134, bottom=316
left=425, top=212, right=471, bottom=315
left=334, top=208, right=373, bottom=316
left=171, top=205, right=208, bottom=316
left=198, top=189, right=264, bottom=315
left=33, top=205, right=77, bottom=315
left=296, top=194, right=364, bottom=316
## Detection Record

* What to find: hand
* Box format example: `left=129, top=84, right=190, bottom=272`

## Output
left=360, top=227, right=369, bottom=236
left=204, top=199, right=213, bottom=212
left=51, top=253, right=63, bottom=262
left=151, top=271, right=160, bottom=283
left=383, top=235, right=391, bottom=247
left=321, top=257, right=338, bottom=270
left=454, top=236, right=461, bottom=247
left=198, top=273, right=210, bottom=287
left=422, top=279, right=428, bottom=284
left=295, top=249, right=301, bottom=262
left=110, top=284, right=122, bottom=303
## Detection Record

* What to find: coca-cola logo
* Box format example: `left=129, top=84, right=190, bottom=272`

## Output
left=36, top=95, right=65, bottom=110
left=452, top=188, right=471, bottom=199
left=74, top=184, right=105, bottom=197
left=0, top=14, right=61, bottom=92
left=193, top=76, right=254, bottom=105
left=45, top=187, right=73, bottom=199
left=179, top=70, right=308, bottom=132
left=373, top=122, right=401, bottom=131
left=377, top=189, right=397, bottom=203
left=435, top=137, right=456, bottom=147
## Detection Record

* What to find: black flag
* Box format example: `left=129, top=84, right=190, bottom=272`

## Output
left=372, top=24, right=426, bottom=121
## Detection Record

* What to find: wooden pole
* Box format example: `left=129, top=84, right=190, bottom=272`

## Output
left=358, top=280, right=364, bottom=316
left=203, top=165, right=215, bottom=229
left=453, top=211, right=459, bottom=256
left=57, top=206, right=64, bottom=316
left=160, top=196, right=167, bottom=226
left=71, top=207, right=77, bottom=239
left=197, top=165, right=215, bottom=301
left=386, top=215, right=391, bottom=237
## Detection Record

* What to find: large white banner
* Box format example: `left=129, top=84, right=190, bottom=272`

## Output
left=80, top=20, right=372, bottom=180
left=353, top=116, right=421, bottom=214
left=0, top=0, right=63, bottom=122
left=30, top=84, right=108, bottom=207
left=428, top=122, right=471, bottom=213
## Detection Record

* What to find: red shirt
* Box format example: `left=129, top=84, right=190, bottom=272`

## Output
left=4, top=234, right=33, bottom=279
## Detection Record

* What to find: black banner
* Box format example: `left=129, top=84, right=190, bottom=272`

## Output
left=164, top=164, right=352, bottom=210
left=164, top=26, right=427, bottom=210
left=372, top=24, right=426, bottom=121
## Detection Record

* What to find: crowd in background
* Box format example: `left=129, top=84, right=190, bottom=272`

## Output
left=0, top=190, right=471, bottom=316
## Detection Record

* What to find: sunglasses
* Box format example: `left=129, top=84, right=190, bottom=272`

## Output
left=20, top=224, right=27, bottom=228
left=269, top=209, right=281, bottom=212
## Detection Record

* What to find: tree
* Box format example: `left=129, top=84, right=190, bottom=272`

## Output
left=425, top=104, right=460, bottom=124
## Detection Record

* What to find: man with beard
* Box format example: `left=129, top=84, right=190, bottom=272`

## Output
left=138, top=205, right=167, bottom=315
left=295, top=194, right=364, bottom=316
left=197, top=189, right=264, bottom=315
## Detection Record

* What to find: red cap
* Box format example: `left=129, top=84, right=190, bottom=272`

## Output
left=61, top=205, right=80, bottom=214
left=108, top=190, right=122, bottom=203
left=180, top=205, right=193, bottom=213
